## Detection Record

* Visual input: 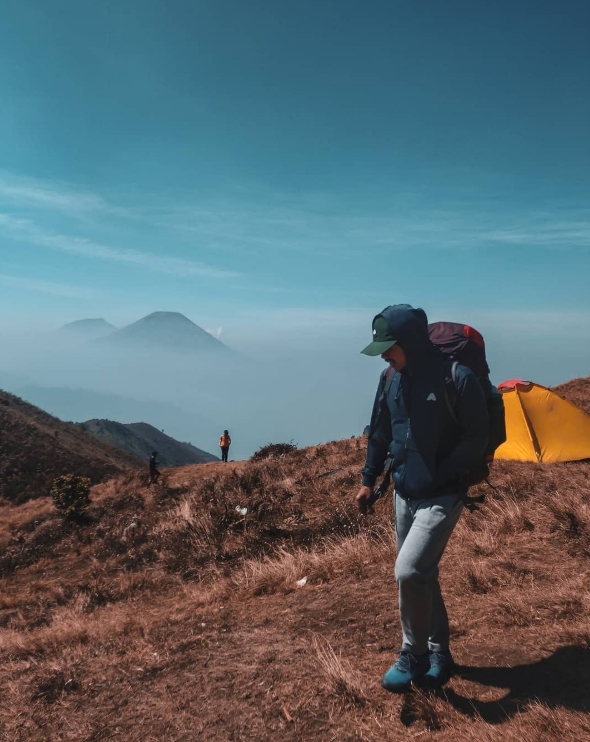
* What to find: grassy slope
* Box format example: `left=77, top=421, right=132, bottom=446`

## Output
left=1, top=379, right=590, bottom=740
left=552, top=376, right=590, bottom=415
left=0, top=390, right=141, bottom=504
left=77, top=419, right=219, bottom=467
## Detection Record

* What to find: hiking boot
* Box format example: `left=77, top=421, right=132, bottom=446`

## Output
left=418, top=649, right=456, bottom=688
left=380, top=650, right=430, bottom=693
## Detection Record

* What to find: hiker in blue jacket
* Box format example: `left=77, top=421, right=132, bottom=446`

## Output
left=357, top=304, right=489, bottom=692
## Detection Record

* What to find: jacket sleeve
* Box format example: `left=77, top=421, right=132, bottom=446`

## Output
left=435, top=366, right=489, bottom=486
left=360, top=375, right=393, bottom=488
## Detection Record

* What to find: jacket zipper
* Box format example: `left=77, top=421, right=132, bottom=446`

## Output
left=398, top=377, right=411, bottom=492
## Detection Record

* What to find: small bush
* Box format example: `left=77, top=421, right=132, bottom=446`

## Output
left=50, top=474, right=91, bottom=518
left=250, top=441, right=297, bottom=462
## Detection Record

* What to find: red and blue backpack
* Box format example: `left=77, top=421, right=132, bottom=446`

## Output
left=428, top=321, right=506, bottom=487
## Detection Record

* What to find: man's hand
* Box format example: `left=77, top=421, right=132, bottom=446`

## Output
left=356, top=485, right=374, bottom=514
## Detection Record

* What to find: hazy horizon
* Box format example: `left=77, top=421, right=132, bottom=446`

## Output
left=1, top=304, right=589, bottom=460
left=1, top=1, right=588, bottom=455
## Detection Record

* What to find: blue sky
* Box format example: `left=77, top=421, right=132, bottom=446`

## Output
left=0, top=0, right=589, bottom=382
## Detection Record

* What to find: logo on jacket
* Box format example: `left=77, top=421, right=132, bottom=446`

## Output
left=427, top=393, right=437, bottom=401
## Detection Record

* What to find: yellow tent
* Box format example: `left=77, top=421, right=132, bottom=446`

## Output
left=495, top=379, right=590, bottom=463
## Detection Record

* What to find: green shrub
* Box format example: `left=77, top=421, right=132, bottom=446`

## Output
left=50, top=474, right=91, bottom=518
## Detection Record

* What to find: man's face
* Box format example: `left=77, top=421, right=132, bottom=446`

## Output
left=381, top=344, right=407, bottom=371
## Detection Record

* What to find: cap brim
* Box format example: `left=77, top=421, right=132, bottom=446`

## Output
left=360, top=339, right=397, bottom=356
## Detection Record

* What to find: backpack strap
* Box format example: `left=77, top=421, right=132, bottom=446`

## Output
left=442, top=361, right=459, bottom=425
left=367, top=366, right=396, bottom=436
left=364, top=367, right=396, bottom=510
left=441, top=360, right=495, bottom=509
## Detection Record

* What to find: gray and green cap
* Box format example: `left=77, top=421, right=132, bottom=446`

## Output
left=360, top=315, right=397, bottom=356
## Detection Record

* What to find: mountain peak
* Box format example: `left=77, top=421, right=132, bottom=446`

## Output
left=100, top=311, right=229, bottom=353
left=59, top=318, right=117, bottom=338
left=142, top=311, right=193, bottom=323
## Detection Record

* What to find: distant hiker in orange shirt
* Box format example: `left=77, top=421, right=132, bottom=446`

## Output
left=219, top=430, right=231, bottom=462
left=149, top=450, right=161, bottom=484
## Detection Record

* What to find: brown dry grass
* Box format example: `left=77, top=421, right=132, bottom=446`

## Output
left=0, top=389, right=140, bottom=504
left=553, top=376, right=590, bottom=415
left=1, top=378, right=590, bottom=740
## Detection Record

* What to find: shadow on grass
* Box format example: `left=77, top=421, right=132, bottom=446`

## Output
left=440, top=645, right=590, bottom=723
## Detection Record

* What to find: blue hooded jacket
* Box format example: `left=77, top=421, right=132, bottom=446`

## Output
left=361, top=305, right=489, bottom=499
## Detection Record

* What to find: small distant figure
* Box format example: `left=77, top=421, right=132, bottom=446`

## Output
left=149, top=450, right=161, bottom=484
left=219, top=430, right=231, bottom=462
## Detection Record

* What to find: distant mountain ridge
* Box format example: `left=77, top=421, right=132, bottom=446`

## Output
left=59, top=318, right=117, bottom=338
left=9, top=384, right=220, bottom=457
left=58, top=312, right=229, bottom=354
left=0, top=389, right=140, bottom=504
left=77, top=419, right=219, bottom=466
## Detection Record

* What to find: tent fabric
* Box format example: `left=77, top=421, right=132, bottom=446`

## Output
left=497, top=378, right=528, bottom=391
left=495, top=380, right=590, bottom=463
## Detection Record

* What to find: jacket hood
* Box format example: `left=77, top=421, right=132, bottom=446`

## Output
left=376, top=304, right=439, bottom=373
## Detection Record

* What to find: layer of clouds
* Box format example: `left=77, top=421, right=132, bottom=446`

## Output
left=146, top=198, right=590, bottom=258
left=0, top=273, right=104, bottom=300
left=0, top=171, right=117, bottom=216
left=2, top=170, right=589, bottom=267
left=0, top=212, right=238, bottom=279
left=1, top=169, right=587, bottom=422
left=205, top=326, right=223, bottom=339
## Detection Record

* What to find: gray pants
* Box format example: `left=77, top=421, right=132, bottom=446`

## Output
left=394, top=491, right=464, bottom=655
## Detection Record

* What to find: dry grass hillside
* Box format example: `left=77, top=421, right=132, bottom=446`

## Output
left=76, top=419, right=219, bottom=467
left=553, top=376, right=590, bottom=415
left=0, top=378, right=590, bottom=740
left=0, top=390, right=141, bottom=504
